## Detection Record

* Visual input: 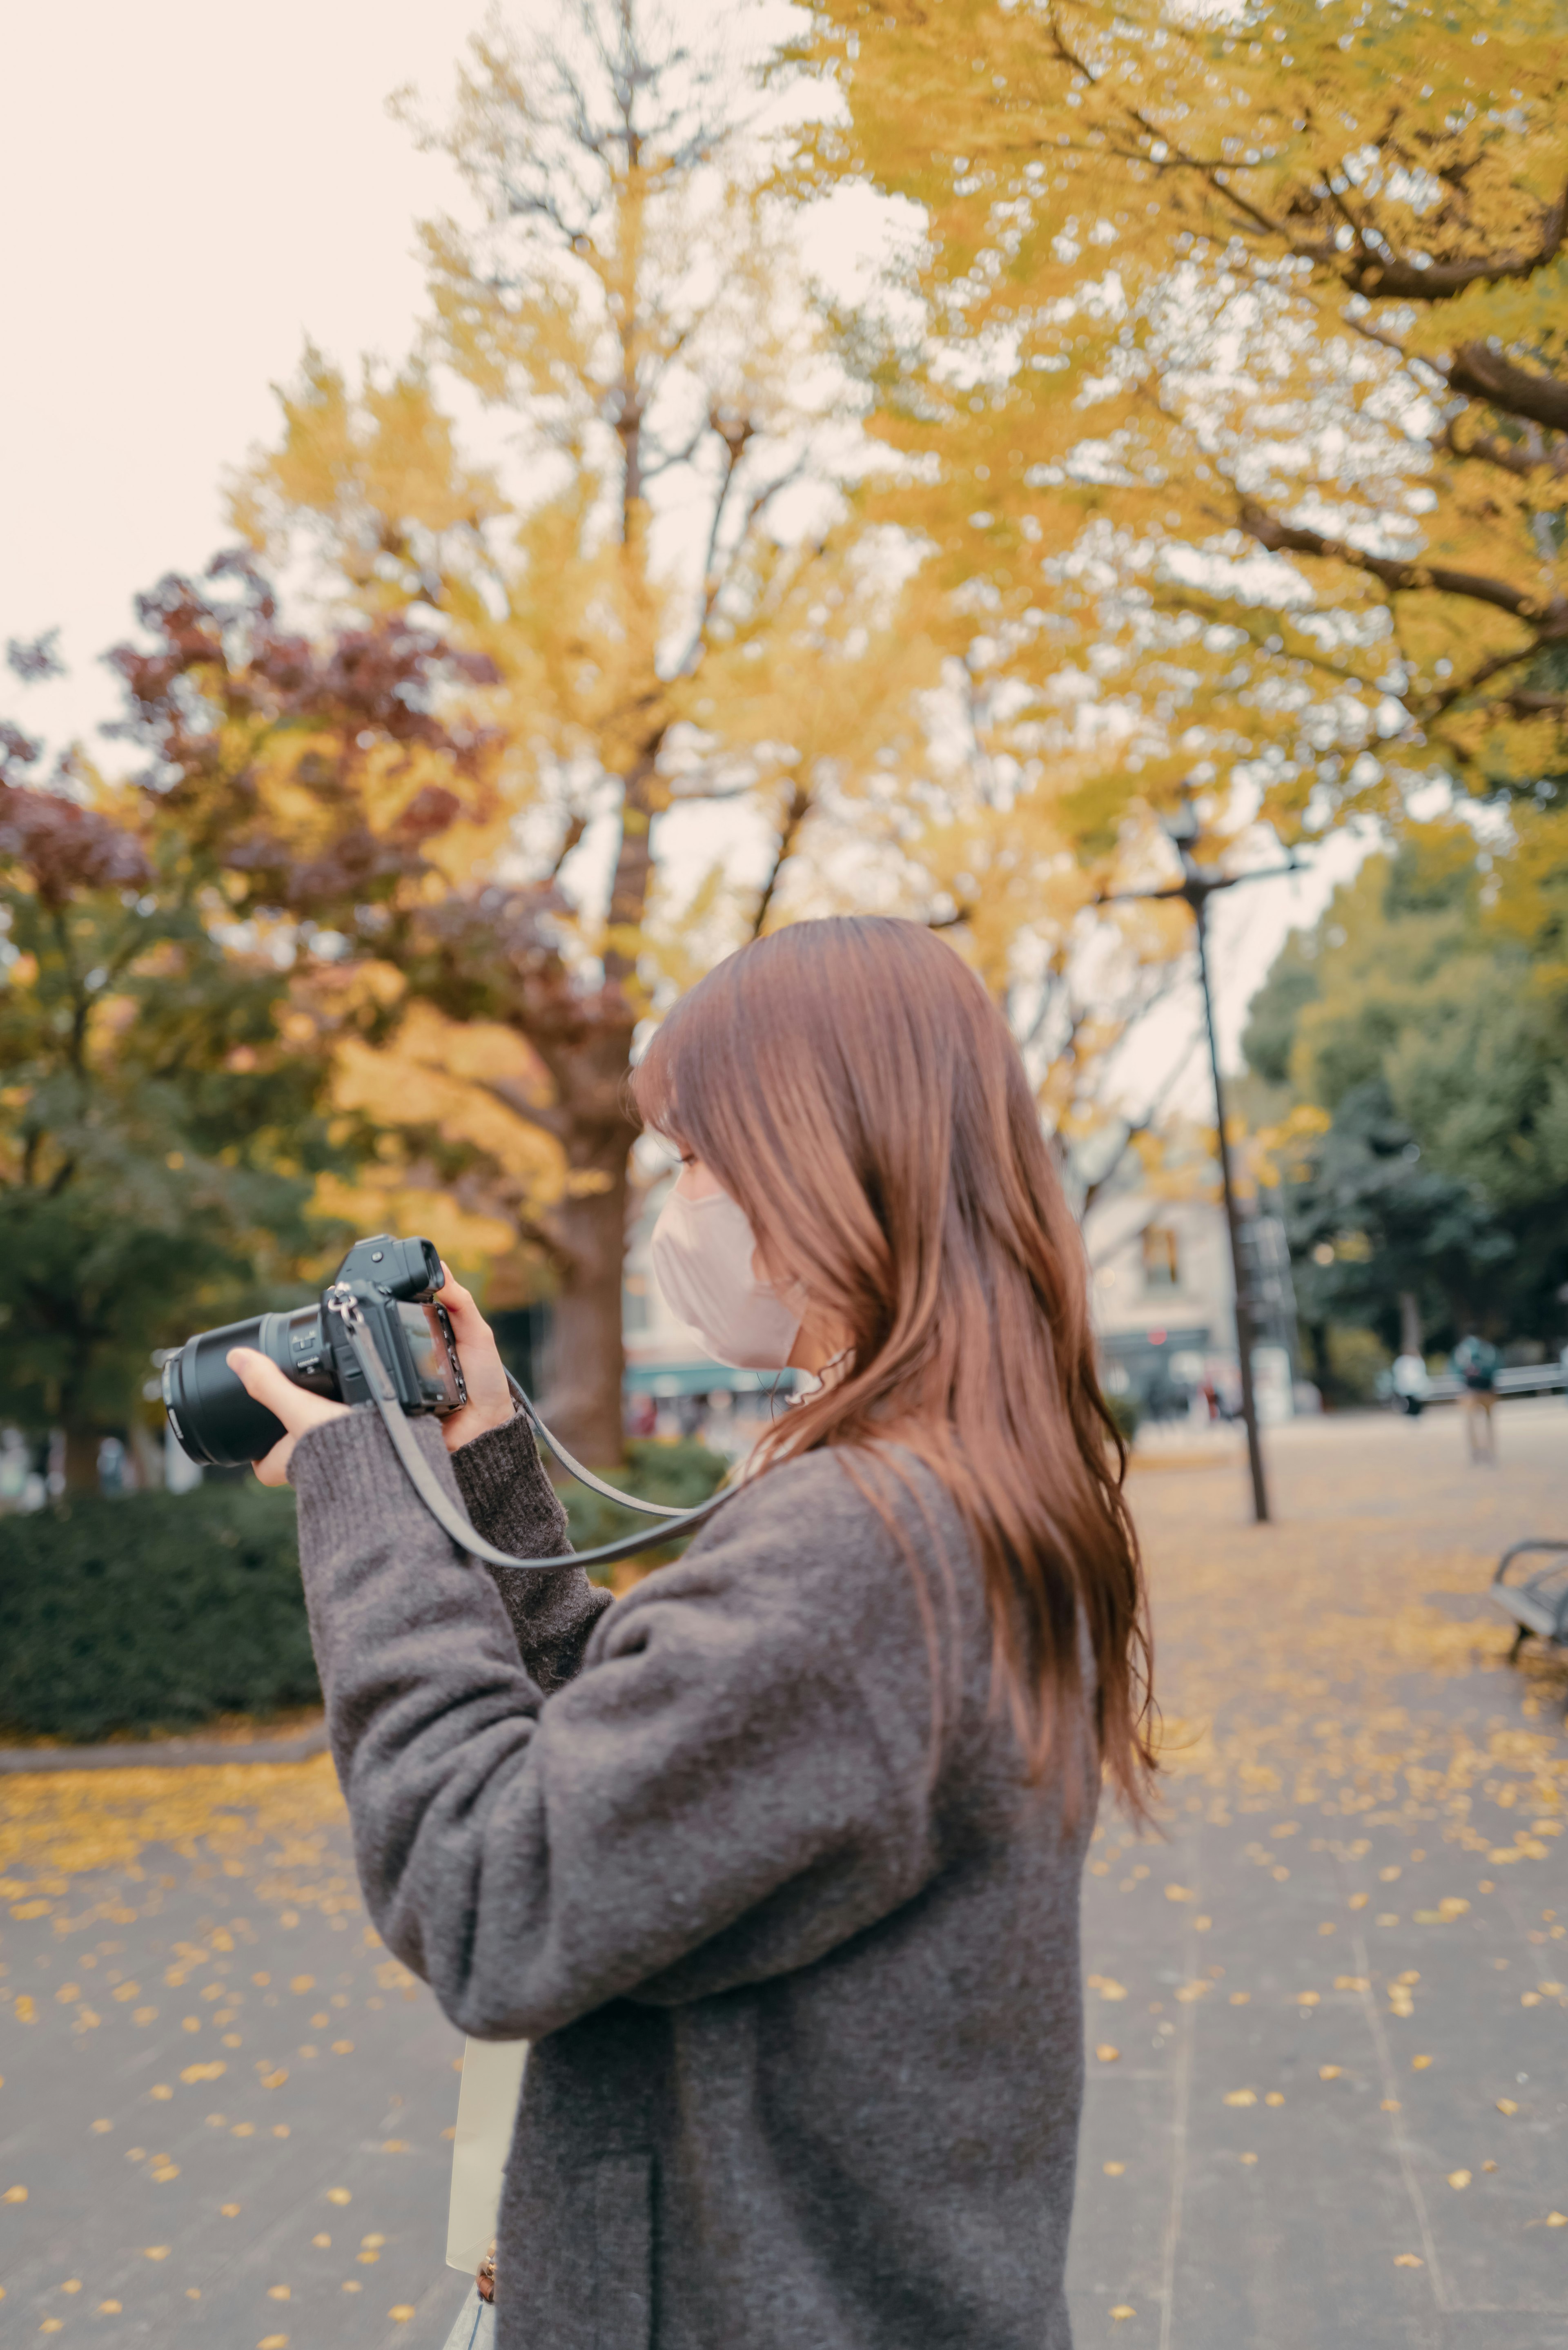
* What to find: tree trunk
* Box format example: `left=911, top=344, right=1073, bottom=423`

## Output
left=533, top=1010, right=642, bottom=1467
left=1303, top=1319, right=1332, bottom=1408
left=62, top=1420, right=100, bottom=1494
left=1398, top=1291, right=1423, bottom=1358
left=543, top=1162, right=634, bottom=1467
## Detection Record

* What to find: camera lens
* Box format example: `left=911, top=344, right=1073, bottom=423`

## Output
left=163, top=1307, right=335, bottom=1467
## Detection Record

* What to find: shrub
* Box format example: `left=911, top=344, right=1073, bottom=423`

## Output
left=0, top=1435, right=736, bottom=1743
left=0, top=1481, right=314, bottom=1744
left=1324, top=1324, right=1390, bottom=1406
left=1103, top=1390, right=1143, bottom=1447
left=561, top=1436, right=732, bottom=1581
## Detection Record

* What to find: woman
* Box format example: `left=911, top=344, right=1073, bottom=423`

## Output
left=231, top=915, right=1155, bottom=2350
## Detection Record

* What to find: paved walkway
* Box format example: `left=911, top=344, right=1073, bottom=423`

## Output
left=1069, top=1399, right=1568, bottom=2348
left=1, top=1402, right=1564, bottom=2348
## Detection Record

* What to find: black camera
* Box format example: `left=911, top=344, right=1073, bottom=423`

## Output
left=163, top=1235, right=468, bottom=1468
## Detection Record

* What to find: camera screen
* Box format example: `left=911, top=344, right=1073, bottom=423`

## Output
left=397, top=1302, right=465, bottom=1411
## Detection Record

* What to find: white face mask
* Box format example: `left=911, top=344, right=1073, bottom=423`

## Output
left=649, top=1184, right=804, bottom=1371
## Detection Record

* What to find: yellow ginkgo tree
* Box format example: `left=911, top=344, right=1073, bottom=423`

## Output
left=234, top=0, right=940, bottom=1458
left=791, top=0, right=1568, bottom=829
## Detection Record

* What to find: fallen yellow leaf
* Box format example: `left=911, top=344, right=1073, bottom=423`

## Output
left=325, top=2188, right=352, bottom=2205
left=1109, top=2310, right=1136, bottom=2323
left=1103, top=2161, right=1126, bottom=2176
left=1095, top=2045, right=1120, bottom=2063
left=1394, top=2254, right=1423, bottom=2268
left=1224, top=2090, right=1257, bottom=2107
left=1497, top=2098, right=1519, bottom=2116
left=1265, top=2092, right=1285, bottom=2107
left=1448, top=2171, right=1471, bottom=2190
left=389, top=2310, right=416, bottom=2323
left=1412, top=2055, right=1433, bottom=2071
left=1319, top=2066, right=1343, bottom=2080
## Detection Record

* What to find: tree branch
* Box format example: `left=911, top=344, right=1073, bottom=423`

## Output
left=1447, top=341, right=1568, bottom=438
left=1237, top=502, right=1568, bottom=632
left=1331, top=177, right=1568, bottom=304
left=750, top=771, right=812, bottom=939
left=1435, top=416, right=1568, bottom=481
left=474, top=1074, right=571, bottom=1144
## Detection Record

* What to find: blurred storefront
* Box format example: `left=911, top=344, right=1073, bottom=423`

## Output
left=1084, top=1180, right=1303, bottom=1424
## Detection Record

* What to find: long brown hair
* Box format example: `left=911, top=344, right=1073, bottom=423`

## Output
left=631, top=915, right=1156, bottom=1817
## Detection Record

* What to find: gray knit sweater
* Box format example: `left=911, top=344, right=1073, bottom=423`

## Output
left=289, top=1407, right=1096, bottom=2350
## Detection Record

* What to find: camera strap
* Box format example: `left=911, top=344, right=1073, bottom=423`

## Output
left=325, top=1290, right=734, bottom=1573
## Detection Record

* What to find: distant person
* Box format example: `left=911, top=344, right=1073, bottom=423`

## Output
left=1391, top=1350, right=1428, bottom=1418
left=626, top=1391, right=657, bottom=1440
left=1452, top=1331, right=1500, bottom=1462
left=675, top=1389, right=709, bottom=1441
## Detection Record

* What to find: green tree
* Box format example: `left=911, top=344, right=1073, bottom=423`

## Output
left=0, top=565, right=502, bottom=1486
left=1245, top=821, right=1568, bottom=1360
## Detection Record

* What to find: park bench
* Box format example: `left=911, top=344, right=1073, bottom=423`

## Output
left=1491, top=1539, right=1568, bottom=1715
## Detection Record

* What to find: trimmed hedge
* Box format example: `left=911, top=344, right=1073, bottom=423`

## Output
left=0, top=1436, right=733, bottom=1740
left=0, top=1482, right=313, bottom=1744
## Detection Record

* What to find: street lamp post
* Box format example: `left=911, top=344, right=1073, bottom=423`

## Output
left=1101, top=798, right=1303, bottom=1527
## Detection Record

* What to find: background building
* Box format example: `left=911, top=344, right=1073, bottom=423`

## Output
left=1084, top=1178, right=1302, bottom=1425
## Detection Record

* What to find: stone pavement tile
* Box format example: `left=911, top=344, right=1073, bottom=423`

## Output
left=1067, top=1403, right=1568, bottom=2349
left=0, top=1760, right=472, bottom=2348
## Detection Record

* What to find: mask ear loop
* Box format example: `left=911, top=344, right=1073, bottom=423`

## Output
left=325, top=1287, right=732, bottom=1573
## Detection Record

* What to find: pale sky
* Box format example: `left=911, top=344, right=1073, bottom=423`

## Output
left=0, top=0, right=1360, bottom=1093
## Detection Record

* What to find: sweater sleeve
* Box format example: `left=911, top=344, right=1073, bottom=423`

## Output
left=288, top=1409, right=946, bottom=2043
left=448, top=1411, right=612, bottom=1692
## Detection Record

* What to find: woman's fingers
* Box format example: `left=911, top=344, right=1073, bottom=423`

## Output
left=227, top=1347, right=307, bottom=1422
left=437, top=1262, right=487, bottom=1339
left=437, top=1261, right=516, bottom=1452
left=227, top=1347, right=350, bottom=1485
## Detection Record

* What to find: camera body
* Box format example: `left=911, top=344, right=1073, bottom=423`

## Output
left=163, top=1235, right=468, bottom=1468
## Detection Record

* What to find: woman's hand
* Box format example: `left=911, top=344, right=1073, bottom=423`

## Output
left=228, top=1265, right=513, bottom=1484
left=432, top=1263, right=517, bottom=1453
left=227, top=1348, right=350, bottom=1487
